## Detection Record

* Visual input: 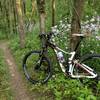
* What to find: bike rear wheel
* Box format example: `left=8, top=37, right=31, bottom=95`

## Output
left=74, top=54, right=100, bottom=84
left=23, top=51, right=51, bottom=84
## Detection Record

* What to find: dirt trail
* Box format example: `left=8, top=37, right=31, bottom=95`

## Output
left=0, top=41, right=32, bottom=100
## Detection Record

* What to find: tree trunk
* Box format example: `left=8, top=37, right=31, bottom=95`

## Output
left=5, top=3, right=10, bottom=36
left=16, top=0, right=25, bottom=48
left=70, top=0, right=85, bottom=52
left=22, top=0, right=26, bottom=15
left=31, top=0, right=36, bottom=15
left=37, top=0, right=47, bottom=54
left=36, top=0, right=46, bottom=34
left=9, top=0, right=13, bottom=35
left=0, top=1, right=2, bottom=12
left=12, top=0, right=17, bottom=34
left=52, top=0, right=55, bottom=27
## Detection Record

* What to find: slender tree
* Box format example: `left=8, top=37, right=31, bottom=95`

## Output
left=70, top=0, right=85, bottom=52
left=5, top=0, right=10, bottom=36
left=9, top=0, right=13, bottom=35
left=0, top=1, right=2, bottom=12
left=22, top=0, right=26, bottom=15
left=31, top=0, right=35, bottom=13
left=16, top=0, right=25, bottom=48
left=12, top=0, right=17, bottom=34
left=52, top=0, right=55, bottom=27
left=36, top=0, right=46, bottom=34
left=36, top=0, right=46, bottom=55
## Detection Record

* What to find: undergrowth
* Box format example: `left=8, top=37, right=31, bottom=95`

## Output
left=0, top=49, right=13, bottom=100
left=9, top=32, right=100, bottom=100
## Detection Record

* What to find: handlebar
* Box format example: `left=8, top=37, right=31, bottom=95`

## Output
left=39, top=32, right=53, bottom=41
left=72, top=32, right=92, bottom=38
left=72, top=33, right=85, bottom=37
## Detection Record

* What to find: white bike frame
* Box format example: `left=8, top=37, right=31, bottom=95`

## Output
left=50, top=33, right=97, bottom=79
left=53, top=46, right=97, bottom=79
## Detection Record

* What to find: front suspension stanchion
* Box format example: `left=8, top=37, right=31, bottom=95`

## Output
left=39, top=33, right=48, bottom=57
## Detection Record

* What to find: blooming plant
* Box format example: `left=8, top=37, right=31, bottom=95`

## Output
left=51, top=16, right=100, bottom=52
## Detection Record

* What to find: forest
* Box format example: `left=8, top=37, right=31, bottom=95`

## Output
left=0, top=0, right=100, bottom=100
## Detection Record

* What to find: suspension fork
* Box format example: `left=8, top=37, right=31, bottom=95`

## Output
left=35, top=49, right=47, bottom=70
left=39, top=33, right=48, bottom=55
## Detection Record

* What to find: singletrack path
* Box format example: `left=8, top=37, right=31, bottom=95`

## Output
left=0, top=41, right=32, bottom=100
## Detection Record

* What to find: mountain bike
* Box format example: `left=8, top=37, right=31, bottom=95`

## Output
left=23, top=31, right=100, bottom=84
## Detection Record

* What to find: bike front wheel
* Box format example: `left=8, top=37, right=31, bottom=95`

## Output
left=23, top=51, right=51, bottom=84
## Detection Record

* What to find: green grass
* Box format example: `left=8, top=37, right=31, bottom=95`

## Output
left=0, top=0, right=100, bottom=99
left=0, top=49, right=13, bottom=100
left=8, top=3, right=100, bottom=98
left=8, top=32, right=100, bottom=100
left=0, top=32, right=7, bottom=40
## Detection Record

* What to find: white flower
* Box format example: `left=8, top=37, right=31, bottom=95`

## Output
left=54, top=25, right=57, bottom=28
left=90, top=18, right=95, bottom=22
left=64, top=25, right=67, bottom=29
left=61, top=24, right=65, bottom=28
left=96, top=36, right=100, bottom=40
left=90, top=50, right=94, bottom=53
left=81, top=44, right=84, bottom=47
left=67, top=24, right=70, bottom=28
left=65, top=47, right=68, bottom=49
left=97, top=44, right=100, bottom=47
left=59, top=20, right=63, bottom=23
left=56, top=29, right=59, bottom=34
left=86, top=15, right=89, bottom=18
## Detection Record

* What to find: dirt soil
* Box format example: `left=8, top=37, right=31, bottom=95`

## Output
left=0, top=41, right=32, bottom=100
